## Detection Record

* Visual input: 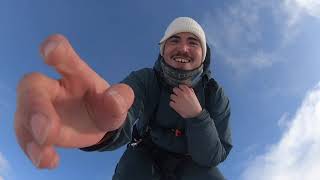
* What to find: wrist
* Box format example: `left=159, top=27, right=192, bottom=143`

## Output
left=187, top=108, right=203, bottom=119
left=185, top=109, right=209, bottom=123
left=194, top=108, right=204, bottom=118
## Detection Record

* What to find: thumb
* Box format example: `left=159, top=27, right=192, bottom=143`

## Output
left=84, top=83, right=135, bottom=132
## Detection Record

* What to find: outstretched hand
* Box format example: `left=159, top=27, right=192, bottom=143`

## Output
left=14, top=34, right=134, bottom=169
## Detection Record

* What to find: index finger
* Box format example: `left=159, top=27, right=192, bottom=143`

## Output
left=40, top=34, right=109, bottom=92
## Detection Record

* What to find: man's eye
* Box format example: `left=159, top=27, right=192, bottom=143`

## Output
left=190, top=41, right=200, bottom=46
left=169, top=39, right=179, bottom=43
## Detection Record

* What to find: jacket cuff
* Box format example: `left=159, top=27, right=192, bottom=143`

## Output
left=79, top=129, right=119, bottom=152
left=186, top=109, right=210, bottom=123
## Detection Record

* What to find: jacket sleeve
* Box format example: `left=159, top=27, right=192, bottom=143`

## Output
left=185, top=86, right=232, bottom=167
left=80, top=69, right=149, bottom=152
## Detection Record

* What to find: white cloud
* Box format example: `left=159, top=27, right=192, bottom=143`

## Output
left=0, top=153, right=9, bottom=171
left=242, top=82, right=320, bottom=180
left=277, top=112, right=290, bottom=128
left=202, top=0, right=319, bottom=75
left=0, top=81, right=15, bottom=111
left=0, top=152, right=10, bottom=179
left=202, top=0, right=282, bottom=75
left=280, top=0, right=320, bottom=44
left=286, top=0, right=320, bottom=20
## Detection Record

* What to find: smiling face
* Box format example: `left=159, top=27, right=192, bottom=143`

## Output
left=163, top=32, right=203, bottom=71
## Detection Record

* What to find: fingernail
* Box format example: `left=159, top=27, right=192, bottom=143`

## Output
left=42, top=41, right=60, bottom=58
left=49, top=156, right=58, bottom=169
left=26, top=142, right=41, bottom=168
left=31, top=113, right=50, bottom=145
left=107, top=90, right=127, bottom=111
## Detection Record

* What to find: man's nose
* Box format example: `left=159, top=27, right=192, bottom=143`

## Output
left=178, top=43, right=190, bottom=53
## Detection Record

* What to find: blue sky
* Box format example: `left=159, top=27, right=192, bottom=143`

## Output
left=1, top=0, right=320, bottom=179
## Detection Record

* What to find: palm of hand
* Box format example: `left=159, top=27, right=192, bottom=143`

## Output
left=14, top=34, right=134, bottom=169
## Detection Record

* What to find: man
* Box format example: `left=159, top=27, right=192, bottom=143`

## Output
left=15, top=17, right=232, bottom=179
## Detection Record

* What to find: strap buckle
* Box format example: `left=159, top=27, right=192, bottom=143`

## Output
left=129, top=138, right=142, bottom=148
left=171, top=129, right=183, bottom=137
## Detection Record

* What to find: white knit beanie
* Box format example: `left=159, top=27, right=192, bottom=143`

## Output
left=159, top=17, right=207, bottom=62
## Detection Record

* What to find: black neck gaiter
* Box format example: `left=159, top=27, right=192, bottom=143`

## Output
left=160, top=58, right=203, bottom=88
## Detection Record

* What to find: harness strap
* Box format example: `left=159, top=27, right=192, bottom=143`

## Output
left=129, top=134, right=191, bottom=180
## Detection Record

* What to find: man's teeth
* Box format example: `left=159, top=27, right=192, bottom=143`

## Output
left=174, top=58, right=190, bottom=63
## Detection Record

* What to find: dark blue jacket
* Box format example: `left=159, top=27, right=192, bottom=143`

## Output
left=84, top=46, right=232, bottom=168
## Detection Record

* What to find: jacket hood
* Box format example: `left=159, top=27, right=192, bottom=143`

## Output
left=154, top=44, right=212, bottom=80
